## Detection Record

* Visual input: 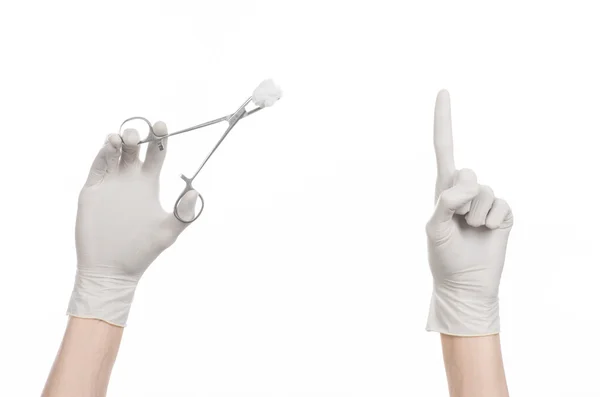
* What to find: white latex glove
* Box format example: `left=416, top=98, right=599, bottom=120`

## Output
left=425, top=90, right=514, bottom=336
left=67, top=122, right=198, bottom=326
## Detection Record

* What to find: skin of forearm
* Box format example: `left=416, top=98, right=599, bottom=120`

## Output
left=42, top=317, right=124, bottom=397
left=441, top=334, right=509, bottom=397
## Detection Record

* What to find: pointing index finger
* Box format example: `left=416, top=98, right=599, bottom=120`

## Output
left=434, top=89, right=456, bottom=184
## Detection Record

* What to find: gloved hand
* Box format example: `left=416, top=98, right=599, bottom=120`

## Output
left=425, top=90, right=514, bottom=336
left=67, top=122, right=198, bottom=326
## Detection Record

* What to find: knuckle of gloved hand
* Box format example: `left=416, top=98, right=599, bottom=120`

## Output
left=479, top=184, right=494, bottom=198
left=503, top=203, right=515, bottom=225
left=457, top=167, right=477, bottom=182
left=466, top=213, right=484, bottom=227
left=496, top=198, right=509, bottom=209
left=506, top=211, right=515, bottom=226
left=485, top=218, right=500, bottom=229
left=464, top=183, right=480, bottom=198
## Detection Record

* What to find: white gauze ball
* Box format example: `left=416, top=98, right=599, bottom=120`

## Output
left=252, top=79, right=282, bottom=107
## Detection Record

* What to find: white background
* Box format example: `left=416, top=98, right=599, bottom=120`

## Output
left=0, top=1, right=599, bottom=396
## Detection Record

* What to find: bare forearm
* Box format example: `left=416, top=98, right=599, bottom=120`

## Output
left=43, top=317, right=124, bottom=397
left=441, top=333, right=509, bottom=397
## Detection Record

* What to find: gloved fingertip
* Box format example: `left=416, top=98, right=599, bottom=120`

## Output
left=181, top=190, right=198, bottom=208
left=153, top=121, right=168, bottom=137
left=184, top=189, right=198, bottom=203
left=107, top=133, right=123, bottom=150
left=122, top=128, right=140, bottom=146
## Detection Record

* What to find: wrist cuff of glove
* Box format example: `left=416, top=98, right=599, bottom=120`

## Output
left=426, top=286, right=500, bottom=336
left=67, top=269, right=138, bottom=327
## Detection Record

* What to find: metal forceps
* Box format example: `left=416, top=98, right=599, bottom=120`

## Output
left=119, top=97, right=263, bottom=223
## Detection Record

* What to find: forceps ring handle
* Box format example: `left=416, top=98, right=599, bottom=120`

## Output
left=173, top=174, right=204, bottom=223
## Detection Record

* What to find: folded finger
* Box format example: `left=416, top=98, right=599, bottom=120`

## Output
left=465, top=185, right=495, bottom=227
left=454, top=168, right=477, bottom=215
left=428, top=180, right=479, bottom=227
left=485, top=198, right=513, bottom=229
